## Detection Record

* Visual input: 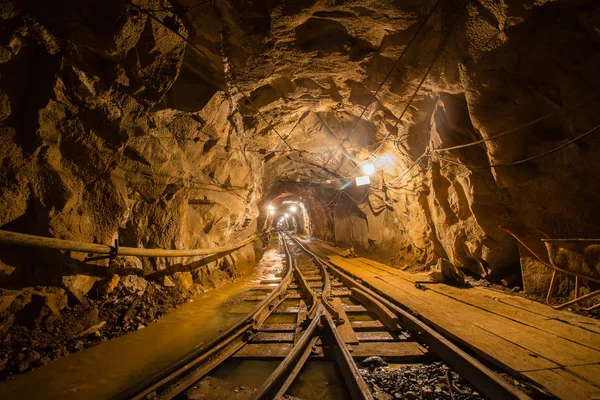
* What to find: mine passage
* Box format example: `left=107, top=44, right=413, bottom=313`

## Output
left=0, top=0, right=599, bottom=399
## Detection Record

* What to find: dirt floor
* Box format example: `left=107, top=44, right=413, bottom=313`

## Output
left=0, top=282, right=190, bottom=378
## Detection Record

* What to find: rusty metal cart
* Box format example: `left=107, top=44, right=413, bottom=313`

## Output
left=500, top=226, right=600, bottom=311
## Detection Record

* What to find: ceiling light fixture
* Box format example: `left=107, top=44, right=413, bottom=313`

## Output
left=362, top=163, right=376, bottom=176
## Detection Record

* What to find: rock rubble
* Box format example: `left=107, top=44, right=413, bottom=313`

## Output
left=0, top=280, right=189, bottom=378
left=360, top=362, right=484, bottom=400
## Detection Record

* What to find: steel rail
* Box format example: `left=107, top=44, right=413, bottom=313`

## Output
left=119, top=231, right=526, bottom=400
left=321, top=313, right=375, bottom=400
left=286, top=235, right=319, bottom=319
left=115, top=235, right=294, bottom=400
left=283, top=233, right=340, bottom=321
left=287, top=235, right=532, bottom=400
left=255, top=236, right=371, bottom=400
left=251, top=306, right=324, bottom=400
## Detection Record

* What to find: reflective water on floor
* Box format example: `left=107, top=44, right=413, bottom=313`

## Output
left=0, top=237, right=286, bottom=400
left=208, top=359, right=280, bottom=389
left=286, top=361, right=351, bottom=400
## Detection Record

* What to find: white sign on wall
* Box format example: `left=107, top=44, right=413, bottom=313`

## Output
left=355, top=175, right=370, bottom=187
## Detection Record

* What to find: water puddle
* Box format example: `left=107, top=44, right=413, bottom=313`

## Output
left=0, top=238, right=286, bottom=400
left=341, top=296, right=361, bottom=305
left=286, top=361, right=351, bottom=400
left=264, top=313, right=297, bottom=324
left=208, top=359, right=280, bottom=389
left=346, top=311, right=378, bottom=321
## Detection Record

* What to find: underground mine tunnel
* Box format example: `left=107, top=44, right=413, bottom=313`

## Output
left=0, top=0, right=599, bottom=399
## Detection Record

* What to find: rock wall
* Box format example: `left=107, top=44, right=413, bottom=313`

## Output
left=1, top=0, right=599, bottom=375
left=319, top=0, right=600, bottom=294
left=0, top=0, right=270, bottom=376
left=0, top=0, right=265, bottom=288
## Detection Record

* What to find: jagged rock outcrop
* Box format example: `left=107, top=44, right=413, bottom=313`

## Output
left=0, top=0, right=599, bottom=375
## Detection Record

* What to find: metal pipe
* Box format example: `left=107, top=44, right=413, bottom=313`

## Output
left=0, top=229, right=259, bottom=258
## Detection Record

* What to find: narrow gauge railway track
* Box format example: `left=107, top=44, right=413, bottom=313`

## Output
left=117, top=232, right=531, bottom=400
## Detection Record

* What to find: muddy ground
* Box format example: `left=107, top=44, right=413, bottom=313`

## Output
left=0, top=280, right=190, bottom=379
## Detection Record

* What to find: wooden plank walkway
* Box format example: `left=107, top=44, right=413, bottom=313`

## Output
left=306, top=240, right=600, bottom=400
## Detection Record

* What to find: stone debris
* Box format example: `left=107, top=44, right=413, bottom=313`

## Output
left=360, top=362, right=484, bottom=400
left=360, top=356, right=389, bottom=369
left=159, top=275, right=176, bottom=287
left=429, top=259, right=466, bottom=287
left=96, top=274, right=120, bottom=296
left=0, top=282, right=189, bottom=378
left=118, top=275, right=148, bottom=296
left=61, top=275, right=100, bottom=305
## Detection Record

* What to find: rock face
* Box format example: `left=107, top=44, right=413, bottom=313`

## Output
left=0, top=0, right=262, bottom=288
left=0, top=0, right=599, bottom=374
left=252, top=0, right=600, bottom=294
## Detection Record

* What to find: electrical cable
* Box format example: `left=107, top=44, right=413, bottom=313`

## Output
left=126, top=0, right=295, bottom=153
left=431, top=113, right=554, bottom=152
left=337, top=13, right=451, bottom=184
left=186, top=0, right=213, bottom=13
left=368, top=30, right=450, bottom=163
left=387, top=153, right=427, bottom=184
left=321, top=0, right=443, bottom=169
left=430, top=123, right=600, bottom=168
left=134, top=1, right=357, bottom=187
left=129, top=1, right=441, bottom=190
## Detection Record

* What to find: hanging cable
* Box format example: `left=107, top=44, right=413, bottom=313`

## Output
left=366, top=30, right=450, bottom=164
left=431, top=113, right=554, bottom=152
left=387, top=154, right=428, bottom=184
left=321, top=0, right=443, bottom=169
left=430, top=123, right=600, bottom=168
left=126, top=0, right=295, bottom=153
left=186, top=0, right=213, bottom=13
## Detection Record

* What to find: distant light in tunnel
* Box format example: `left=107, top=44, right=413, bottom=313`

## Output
left=289, top=205, right=298, bottom=213
left=267, top=204, right=275, bottom=211
left=284, top=213, right=290, bottom=218
left=269, top=209, right=275, bottom=215
left=362, top=163, right=376, bottom=175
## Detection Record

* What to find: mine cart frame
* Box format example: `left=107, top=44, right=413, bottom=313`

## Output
left=500, top=226, right=600, bottom=311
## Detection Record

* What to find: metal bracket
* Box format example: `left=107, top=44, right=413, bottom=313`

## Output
left=84, top=238, right=119, bottom=263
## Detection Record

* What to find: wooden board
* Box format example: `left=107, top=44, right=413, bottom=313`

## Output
left=250, top=332, right=295, bottom=343
left=355, top=331, right=395, bottom=342
left=310, top=249, right=600, bottom=399
left=429, top=285, right=600, bottom=351
left=350, top=342, right=429, bottom=360
left=342, top=305, right=367, bottom=313
left=566, top=364, right=600, bottom=387
left=261, top=323, right=297, bottom=332
left=523, top=369, right=600, bottom=400
left=350, top=320, right=385, bottom=331
left=330, top=255, right=600, bottom=366
left=331, top=297, right=359, bottom=345
left=233, top=343, right=293, bottom=358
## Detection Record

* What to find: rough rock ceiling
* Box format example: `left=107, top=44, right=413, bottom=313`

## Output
left=1, top=0, right=599, bottom=281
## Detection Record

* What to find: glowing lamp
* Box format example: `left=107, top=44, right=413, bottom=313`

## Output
left=289, top=205, right=298, bottom=213
left=362, top=163, right=376, bottom=176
